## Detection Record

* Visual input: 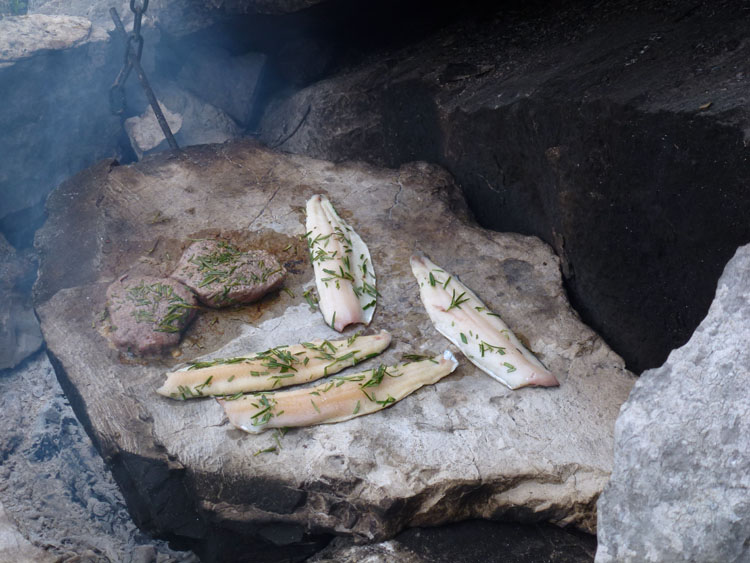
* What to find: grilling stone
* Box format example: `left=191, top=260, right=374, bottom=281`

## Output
left=34, top=141, right=635, bottom=558
left=106, top=276, right=198, bottom=356
left=171, top=239, right=286, bottom=308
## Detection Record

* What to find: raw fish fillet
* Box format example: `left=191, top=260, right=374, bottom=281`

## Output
left=410, top=253, right=558, bottom=390
left=158, top=331, right=391, bottom=399
left=220, top=351, right=458, bottom=433
left=305, top=194, right=377, bottom=331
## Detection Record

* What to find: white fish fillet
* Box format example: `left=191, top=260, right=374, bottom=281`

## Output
left=410, top=253, right=559, bottom=390
left=220, top=351, right=458, bottom=434
left=305, top=194, right=377, bottom=332
left=157, top=331, right=392, bottom=399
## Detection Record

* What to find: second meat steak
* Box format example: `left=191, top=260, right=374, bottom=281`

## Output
left=172, top=239, right=286, bottom=307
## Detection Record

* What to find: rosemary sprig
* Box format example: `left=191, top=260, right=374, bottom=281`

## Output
left=447, top=289, right=470, bottom=311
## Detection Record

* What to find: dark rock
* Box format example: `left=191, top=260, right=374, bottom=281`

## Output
left=596, top=243, right=750, bottom=563
left=177, top=47, right=265, bottom=125
left=0, top=235, right=43, bottom=370
left=258, top=1, right=750, bottom=372
left=311, top=520, right=597, bottom=562
left=201, top=0, right=328, bottom=15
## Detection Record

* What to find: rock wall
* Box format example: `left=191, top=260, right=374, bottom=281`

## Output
left=258, top=1, right=750, bottom=372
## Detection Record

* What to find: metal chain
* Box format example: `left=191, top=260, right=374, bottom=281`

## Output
left=109, top=0, right=179, bottom=150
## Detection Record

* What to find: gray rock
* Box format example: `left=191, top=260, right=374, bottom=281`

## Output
left=0, top=500, right=56, bottom=563
left=178, top=47, right=265, bottom=126
left=0, top=16, right=124, bottom=223
left=124, top=84, right=241, bottom=160
left=28, top=0, right=328, bottom=36
left=596, top=243, right=750, bottom=563
left=34, top=141, right=635, bottom=557
left=0, top=352, right=195, bottom=561
left=258, top=2, right=750, bottom=373
left=0, top=14, right=91, bottom=66
left=0, top=235, right=42, bottom=370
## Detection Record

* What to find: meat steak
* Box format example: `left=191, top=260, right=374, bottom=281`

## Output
left=106, top=276, right=198, bottom=355
left=171, top=240, right=286, bottom=308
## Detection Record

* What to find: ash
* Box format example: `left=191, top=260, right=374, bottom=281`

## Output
left=0, top=351, right=198, bottom=563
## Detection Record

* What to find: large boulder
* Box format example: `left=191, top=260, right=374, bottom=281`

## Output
left=258, top=1, right=750, bottom=372
left=0, top=14, right=91, bottom=66
left=0, top=14, right=123, bottom=224
left=34, top=140, right=634, bottom=560
left=596, top=243, right=750, bottom=562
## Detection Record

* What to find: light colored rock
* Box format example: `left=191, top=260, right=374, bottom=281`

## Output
left=0, top=14, right=91, bottom=66
left=124, top=85, right=241, bottom=159
left=34, top=141, right=635, bottom=553
left=596, top=244, right=750, bottom=563
left=125, top=101, right=184, bottom=156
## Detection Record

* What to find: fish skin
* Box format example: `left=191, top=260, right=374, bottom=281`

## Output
left=305, top=194, right=377, bottom=332
left=220, top=350, right=459, bottom=434
left=410, top=253, right=559, bottom=390
left=157, top=330, right=392, bottom=399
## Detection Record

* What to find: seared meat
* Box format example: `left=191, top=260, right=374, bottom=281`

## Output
left=171, top=240, right=286, bottom=308
left=106, top=276, right=197, bottom=355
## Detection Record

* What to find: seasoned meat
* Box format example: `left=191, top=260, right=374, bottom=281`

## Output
left=106, top=276, right=197, bottom=355
left=171, top=240, right=286, bottom=308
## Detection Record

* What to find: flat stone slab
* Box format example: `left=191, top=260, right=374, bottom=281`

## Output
left=34, top=140, right=634, bottom=550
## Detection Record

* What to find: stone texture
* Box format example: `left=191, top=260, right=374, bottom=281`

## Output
left=596, top=243, right=750, bottom=563
left=0, top=352, right=197, bottom=562
left=28, top=0, right=328, bottom=37
left=0, top=14, right=91, bottom=66
left=177, top=48, right=265, bottom=126
left=125, top=85, right=241, bottom=160
left=258, top=1, right=750, bottom=372
left=312, top=520, right=597, bottom=563
left=201, top=0, right=327, bottom=15
left=0, top=17, right=123, bottom=223
left=34, top=140, right=634, bottom=558
left=0, top=500, right=55, bottom=563
left=0, top=234, right=43, bottom=370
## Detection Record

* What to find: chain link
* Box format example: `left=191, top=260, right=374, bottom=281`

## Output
left=109, top=1, right=178, bottom=150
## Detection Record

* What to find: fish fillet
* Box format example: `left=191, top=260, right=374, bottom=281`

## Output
left=220, top=351, right=458, bottom=433
left=157, top=330, right=392, bottom=399
left=305, top=194, right=377, bottom=331
left=410, top=253, right=558, bottom=390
